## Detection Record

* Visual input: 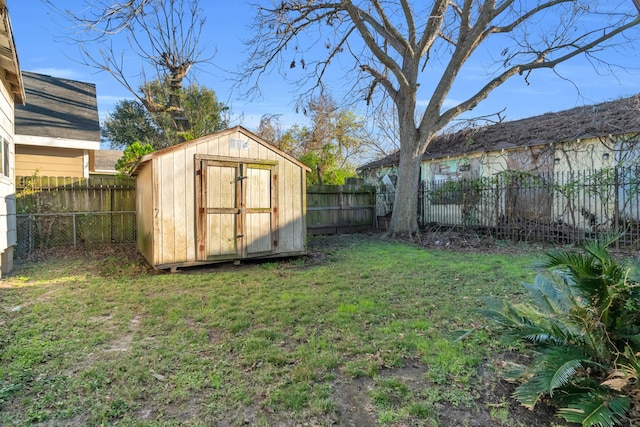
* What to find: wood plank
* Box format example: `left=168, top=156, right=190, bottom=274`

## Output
left=205, top=163, right=238, bottom=258
left=196, top=159, right=206, bottom=260
left=305, top=186, right=376, bottom=234
left=245, top=166, right=272, bottom=255
left=272, top=171, right=280, bottom=251
left=246, top=212, right=271, bottom=253
left=173, top=148, right=187, bottom=262
left=160, top=154, right=176, bottom=265
left=185, top=146, right=197, bottom=261
left=207, top=213, right=236, bottom=256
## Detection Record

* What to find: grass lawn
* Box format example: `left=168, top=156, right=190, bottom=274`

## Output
left=0, top=234, right=571, bottom=426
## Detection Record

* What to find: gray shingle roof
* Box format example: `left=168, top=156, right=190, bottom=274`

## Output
left=93, top=150, right=123, bottom=173
left=15, top=71, right=100, bottom=142
left=360, top=94, right=640, bottom=170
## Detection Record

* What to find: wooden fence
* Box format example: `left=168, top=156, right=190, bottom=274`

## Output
left=16, top=175, right=136, bottom=214
left=306, top=184, right=376, bottom=235
left=14, top=176, right=376, bottom=257
left=15, top=176, right=136, bottom=257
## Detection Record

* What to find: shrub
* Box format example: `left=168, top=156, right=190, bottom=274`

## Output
left=480, top=238, right=640, bottom=427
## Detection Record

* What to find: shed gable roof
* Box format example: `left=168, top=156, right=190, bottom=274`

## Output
left=132, top=126, right=312, bottom=175
left=360, top=94, right=640, bottom=170
left=15, top=71, right=100, bottom=142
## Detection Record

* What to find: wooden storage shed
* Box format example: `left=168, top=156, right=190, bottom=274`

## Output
left=131, top=126, right=311, bottom=270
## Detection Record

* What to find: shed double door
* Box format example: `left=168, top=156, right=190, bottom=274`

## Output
left=196, top=158, right=278, bottom=261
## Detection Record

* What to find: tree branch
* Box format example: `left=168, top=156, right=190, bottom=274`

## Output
left=437, top=13, right=640, bottom=131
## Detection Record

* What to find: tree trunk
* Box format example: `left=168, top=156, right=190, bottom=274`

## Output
left=168, top=74, right=191, bottom=137
left=388, top=141, right=422, bottom=237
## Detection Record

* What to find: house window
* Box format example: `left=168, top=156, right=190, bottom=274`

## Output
left=429, top=161, right=473, bottom=205
left=1, top=137, right=8, bottom=178
left=439, top=164, right=452, bottom=174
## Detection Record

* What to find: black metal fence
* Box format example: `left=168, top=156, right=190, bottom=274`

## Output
left=16, top=211, right=136, bottom=258
left=377, top=167, right=640, bottom=247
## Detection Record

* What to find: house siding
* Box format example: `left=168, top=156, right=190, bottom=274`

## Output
left=0, top=67, right=16, bottom=275
left=16, top=145, right=86, bottom=177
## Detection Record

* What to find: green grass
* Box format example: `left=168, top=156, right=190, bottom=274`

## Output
left=0, top=235, right=549, bottom=426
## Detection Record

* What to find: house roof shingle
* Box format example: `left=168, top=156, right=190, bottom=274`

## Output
left=93, top=150, right=123, bottom=173
left=15, top=71, right=100, bottom=142
left=360, top=94, right=640, bottom=171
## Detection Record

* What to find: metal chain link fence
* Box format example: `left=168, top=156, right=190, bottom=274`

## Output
left=16, top=211, right=136, bottom=258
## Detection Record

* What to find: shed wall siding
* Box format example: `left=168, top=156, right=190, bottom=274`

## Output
left=146, top=129, right=307, bottom=267
left=135, top=163, right=155, bottom=264
left=183, top=145, right=197, bottom=262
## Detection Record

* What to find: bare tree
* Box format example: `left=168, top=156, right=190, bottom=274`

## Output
left=242, top=0, right=640, bottom=236
left=364, top=100, right=401, bottom=160
left=256, top=114, right=286, bottom=145
left=50, top=0, right=211, bottom=140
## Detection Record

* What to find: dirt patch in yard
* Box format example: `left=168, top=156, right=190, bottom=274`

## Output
left=327, top=359, right=569, bottom=427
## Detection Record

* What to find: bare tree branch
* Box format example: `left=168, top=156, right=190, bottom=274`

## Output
left=48, top=0, right=214, bottom=139
left=241, top=0, right=640, bottom=235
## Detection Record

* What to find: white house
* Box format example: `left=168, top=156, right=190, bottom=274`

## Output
left=0, top=0, right=25, bottom=276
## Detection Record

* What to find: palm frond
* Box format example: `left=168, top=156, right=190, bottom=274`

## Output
left=500, top=361, right=529, bottom=383
left=541, top=251, right=605, bottom=304
left=482, top=241, right=640, bottom=424
left=513, top=374, right=548, bottom=409
left=541, top=250, right=592, bottom=274
left=549, top=359, right=585, bottom=395
left=522, top=275, right=572, bottom=315
left=522, top=332, right=564, bottom=346
left=582, top=238, right=616, bottom=265
left=477, top=297, right=530, bottom=329
left=557, top=393, right=630, bottom=427
left=513, top=348, right=591, bottom=407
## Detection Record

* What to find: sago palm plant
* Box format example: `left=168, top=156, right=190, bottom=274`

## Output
left=480, top=238, right=640, bottom=427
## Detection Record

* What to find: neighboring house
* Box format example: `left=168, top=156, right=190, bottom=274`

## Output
left=0, top=0, right=25, bottom=276
left=89, top=149, right=123, bottom=177
left=14, top=71, right=100, bottom=178
left=359, top=95, right=640, bottom=231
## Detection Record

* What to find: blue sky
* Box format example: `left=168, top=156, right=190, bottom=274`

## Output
left=9, top=1, right=291, bottom=131
left=7, top=1, right=640, bottom=147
